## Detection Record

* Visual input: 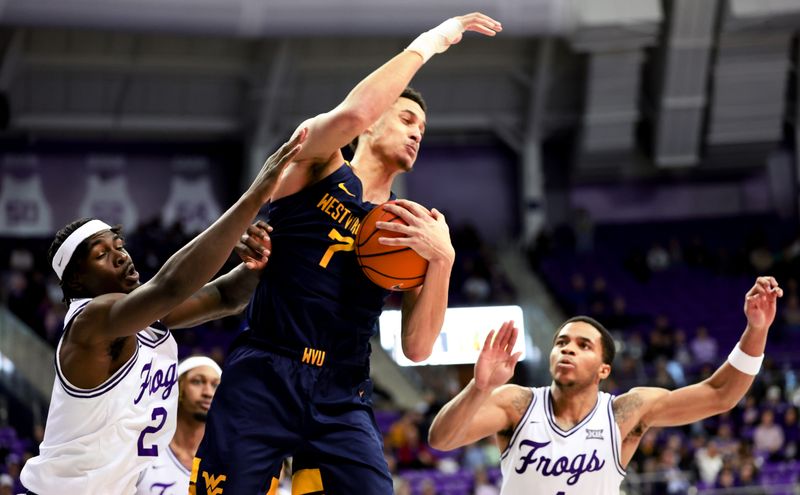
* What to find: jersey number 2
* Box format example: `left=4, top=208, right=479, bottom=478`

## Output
left=137, top=406, right=167, bottom=457
left=319, top=228, right=354, bottom=268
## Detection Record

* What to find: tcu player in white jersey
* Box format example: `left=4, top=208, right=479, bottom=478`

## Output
left=20, top=131, right=306, bottom=495
left=135, top=356, right=222, bottom=495
left=429, top=277, right=782, bottom=494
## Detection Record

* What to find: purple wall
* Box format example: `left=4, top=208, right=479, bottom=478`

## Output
left=404, top=143, right=520, bottom=241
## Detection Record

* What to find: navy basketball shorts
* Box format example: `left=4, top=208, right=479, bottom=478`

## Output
left=190, top=343, right=393, bottom=495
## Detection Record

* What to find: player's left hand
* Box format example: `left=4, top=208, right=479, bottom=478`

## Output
left=744, top=276, right=783, bottom=332
left=376, top=199, right=455, bottom=264
left=235, top=220, right=272, bottom=270
left=475, top=321, right=521, bottom=392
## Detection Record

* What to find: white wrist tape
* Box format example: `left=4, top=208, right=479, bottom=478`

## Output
left=727, top=343, right=764, bottom=375
left=405, top=18, right=464, bottom=63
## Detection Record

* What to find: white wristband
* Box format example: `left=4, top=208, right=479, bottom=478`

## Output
left=727, top=343, right=764, bottom=375
left=405, top=18, right=464, bottom=63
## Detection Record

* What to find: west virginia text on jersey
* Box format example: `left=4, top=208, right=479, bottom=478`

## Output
left=247, top=162, right=392, bottom=366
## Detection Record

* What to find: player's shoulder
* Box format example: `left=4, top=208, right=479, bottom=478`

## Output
left=74, top=293, right=126, bottom=322
left=68, top=293, right=128, bottom=342
left=493, top=384, right=534, bottom=418
left=611, top=387, right=668, bottom=423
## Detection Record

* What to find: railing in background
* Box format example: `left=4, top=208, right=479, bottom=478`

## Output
left=0, top=306, right=54, bottom=408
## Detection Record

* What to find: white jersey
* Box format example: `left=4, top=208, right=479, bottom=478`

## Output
left=135, top=445, right=190, bottom=495
left=21, top=298, right=179, bottom=495
left=499, top=387, right=626, bottom=495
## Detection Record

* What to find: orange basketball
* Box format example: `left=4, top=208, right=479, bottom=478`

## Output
left=356, top=201, right=428, bottom=291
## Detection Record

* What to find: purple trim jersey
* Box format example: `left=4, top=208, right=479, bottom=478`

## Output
left=21, top=298, right=178, bottom=494
left=499, top=387, right=625, bottom=494
left=135, top=445, right=191, bottom=495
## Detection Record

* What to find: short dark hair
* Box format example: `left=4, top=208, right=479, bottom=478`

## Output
left=348, top=86, right=427, bottom=152
left=553, top=316, right=616, bottom=365
left=49, top=218, right=122, bottom=303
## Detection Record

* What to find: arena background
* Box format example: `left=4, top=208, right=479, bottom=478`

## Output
left=0, top=1, right=799, bottom=493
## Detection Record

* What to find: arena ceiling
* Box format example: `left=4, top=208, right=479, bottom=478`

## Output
left=0, top=0, right=798, bottom=181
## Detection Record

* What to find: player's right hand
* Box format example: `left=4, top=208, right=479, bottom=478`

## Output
left=249, top=128, right=307, bottom=203
left=474, top=321, right=521, bottom=392
left=453, top=12, right=502, bottom=42
left=236, top=220, right=272, bottom=270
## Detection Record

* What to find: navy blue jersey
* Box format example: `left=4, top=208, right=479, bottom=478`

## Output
left=247, top=163, right=392, bottom=366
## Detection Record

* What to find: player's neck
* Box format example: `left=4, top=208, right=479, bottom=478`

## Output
left=549, top=382, right=599, bottom=428
left=171, top=414, right=205, bottom=468
left=350, top=155, right=402, bottom=204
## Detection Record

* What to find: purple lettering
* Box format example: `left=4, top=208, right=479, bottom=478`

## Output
left=515, top=439, right=606, bottom=485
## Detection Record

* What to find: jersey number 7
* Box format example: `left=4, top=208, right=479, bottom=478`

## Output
left=319, top=228, right=354, bottom=268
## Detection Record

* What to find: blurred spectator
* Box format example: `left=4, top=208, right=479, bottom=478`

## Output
left=646, top=242, right=670, bottom=273
left=690, top=326, right=718, bottom=365
left=394, top=478, right=411, bottom=495
left=741, top=395, right=761, bottom=438
left=753, top=409, right=785, bottom=461
left=624, top=332, right=646, bottom=361
left=395, top=423, right=436, bottom=470
left=420, top=478, right=438, bottom=495
left=613, top=354, right=646, bottom=392
left=565, top=274, right=589, bottom=314
left=782, top=407, right=798, bottom=459
left=0, top=474, right=12, bottom=495
left=780, top=294, right=800, bottom=334
left=588, top=276, right=612, bottom=317
left=473, top=467, right=499, bottom=495
left=714, top=467, right=737, bottom=490
left=748, top=245, right=774, bottom=274
left=667, top=238, right=683, bottom=266
left=604, top=296, right=642, bottom=332
left=738, top=462, right=767, bottom=495
left=462, top=443, right=488, bottom=471
left=695, top=440, right=724, bottom=485
left=645, top=316, right=674, bottom=362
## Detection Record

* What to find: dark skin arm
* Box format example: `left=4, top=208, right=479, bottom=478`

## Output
left=61, top=133, right=305, bottom=388
left=612, top=277, right=782, bottom=466
left=161, top=221, right=273, bottom=329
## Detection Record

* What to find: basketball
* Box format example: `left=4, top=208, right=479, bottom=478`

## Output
left=356, top=201, right=428, bottom=291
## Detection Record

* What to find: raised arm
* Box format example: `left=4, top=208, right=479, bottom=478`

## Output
left=161, top=221, right=273, bottom=329
left=429, top=322, right=525, bottom=450
left=274, top=13, right=502, bottom=196
left=73, top=132, right=305, bottom=342
left=613, top=277, right=783, bottom=462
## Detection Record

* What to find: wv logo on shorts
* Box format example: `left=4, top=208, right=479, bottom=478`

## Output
left=202, top=471, right=227, bottom=495
left=585, top=428, right=604, bottom=440
left=302, top=347, right=326, bottom=367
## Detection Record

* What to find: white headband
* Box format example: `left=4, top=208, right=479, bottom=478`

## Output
left=52, top=219, right=113, bottom=279
left=178, top=356, right=222, bottom=378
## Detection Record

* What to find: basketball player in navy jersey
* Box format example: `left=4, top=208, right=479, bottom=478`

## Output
left=429, top=277, right=782, bottom=494
left=191, top=12, right=503, bottom=495
left=20, top=133, right=305, bottom=495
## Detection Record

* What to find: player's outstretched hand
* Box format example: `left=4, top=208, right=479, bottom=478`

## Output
left=475, top=321, right=521, bottom=392
left=236, top=220, right=272, bottom=270
left=248, top=128, right=307, bottom=203
left=407, top=13, right=501, bottom=63
left=744, top=276, right=783, bottom=332
left=376, top=199, right=455, bottom=264
left=454, top=12, right=502, bottom=41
